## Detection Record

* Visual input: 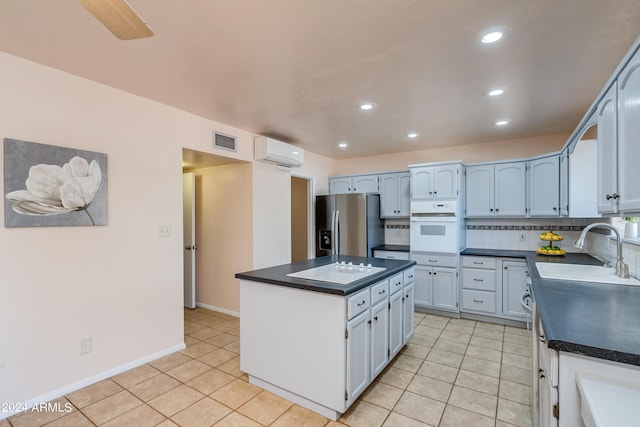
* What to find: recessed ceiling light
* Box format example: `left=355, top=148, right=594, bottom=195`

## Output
left=488, top=88, right=505, bottom=96
left=406, top=132, right=420, bottom=138
left=338, top=142, right=349, bottom=148
left=358, top=102, right=377, bottom=111
left=495, top=120, right=509, bottom=126
left=481, top=31, right=503, bottom=44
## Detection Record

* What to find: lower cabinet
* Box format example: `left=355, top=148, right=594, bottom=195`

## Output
left=346, top=309, right=370, bottom=404
left=502, top=260, right=529, bottom=319
left=346, top=268, right=415, bottom=406
left=461, top=255, right=529, bottom=321
left=413, top=253, right=459, bottom=312
left=370, top=300, right=389, bottom=378
left=389, top=289, right=404, bottom=357
left=403, top=282, right=415, bottom=342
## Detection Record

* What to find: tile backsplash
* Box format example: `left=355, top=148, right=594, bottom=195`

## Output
left=384, top=219, right=409, bottom=245
left=464, top=218, right=600, bottom=253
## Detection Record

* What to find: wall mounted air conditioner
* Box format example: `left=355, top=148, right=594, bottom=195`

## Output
left=254, top=136, right=304, bottom=168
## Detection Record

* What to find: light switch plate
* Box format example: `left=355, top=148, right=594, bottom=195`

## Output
left=159, top=225, right=171, bottom=237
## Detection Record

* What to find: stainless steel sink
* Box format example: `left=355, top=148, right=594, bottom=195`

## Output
left=535, top=262, right=640, bottom=286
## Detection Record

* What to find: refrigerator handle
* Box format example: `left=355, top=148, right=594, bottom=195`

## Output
left=334, top=209, right=340, bottom=255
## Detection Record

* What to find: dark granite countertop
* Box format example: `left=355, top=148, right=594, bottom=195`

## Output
left=235, top=255, right=416, bottom=296
left=372, top=244, right=410, bottom=252
left=461, top=248, right=640, bottom=366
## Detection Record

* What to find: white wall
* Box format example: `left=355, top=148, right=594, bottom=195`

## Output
left=0, top=52, right=259, bottom=411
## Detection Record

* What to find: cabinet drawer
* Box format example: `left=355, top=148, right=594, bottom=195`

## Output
left=347, top=288, right=370, bottom=320
left=374, top=250, right=410, bottom=260
left=403, top=267, right=415, bottom=285
left=462, top=290, right=496, bottom=314
left=389, top=273, right=404, bottom=295
left=462, top=256, right=497, bottom=269
left=370, top=280, right=389, bottom=305
left=462, top=268, right=497, bottom=291
left=411, top=253, right=457, bottom=268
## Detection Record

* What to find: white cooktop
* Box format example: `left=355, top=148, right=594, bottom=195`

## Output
left=287, top=262, right=386, bottom=285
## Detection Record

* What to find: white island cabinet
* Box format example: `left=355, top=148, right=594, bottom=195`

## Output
left=238, top=261, right=415, bottom=420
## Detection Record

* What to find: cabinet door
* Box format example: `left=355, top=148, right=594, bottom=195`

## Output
left=528, top=156, right=560, bottom=217
left=559, top=150, right=569, bottom=216
left=597, top=82, right=619, bottom=214
left=346, top=310, right=370, bottom=404
left=411, top=168, right=433, bottom=200
left=465, top=165, right=494, bottom=217
left=432, top=267, right=458, bottom=311
left=403, top=282, right=415, bottom=343
left=370, top=300, right=389, bottom=378
left=433, top=165, right=458, bottom=199
left=388, top=290, right=404, bottom=358
left=396, top=173, right=411, bottom=217
left=502, top=261, right=528, bottom=319
left=379, top=174, right=399, bottom=217
left=617, top=49, right=640, bottom=213
left=353, top=175, right=379, bottom=193
left=329, top=177, right=352, bottom=194
left=414, top=266, right=433, bottom=307
left=495, top=162, right=527, bottom=216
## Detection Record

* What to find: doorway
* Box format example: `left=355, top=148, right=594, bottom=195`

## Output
left=182, top=148, right=250, bottom=313
left=291, top=175, right=313, bottom=262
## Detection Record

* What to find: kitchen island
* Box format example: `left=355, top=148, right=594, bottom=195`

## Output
left=235, top=255, right=416, bottom=420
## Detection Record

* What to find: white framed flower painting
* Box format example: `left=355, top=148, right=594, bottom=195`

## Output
left=4, top=138, right=108, bottom=227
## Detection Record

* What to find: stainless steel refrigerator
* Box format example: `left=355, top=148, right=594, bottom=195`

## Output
left=316, top=193, right=384, bottom=257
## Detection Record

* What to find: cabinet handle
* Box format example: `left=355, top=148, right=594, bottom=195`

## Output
left=473, top=299, right=484, bottom=303
left=378, top=289, right=386, bottom=295
left=428, top=259, right=437, bottom=263
left=539, top=369, right=546, bottom=379
left=473, top=261, right=483, bottom=265
left=433, top=272, right=437, bottom=275
left=613, top=193, right=619, bottom=199
left=374, top=316, right=378, bottom=321
left=388, top=255, right=395, bottom=259
left=357, top=300, right=366, bottom=306
left=473, top=278, right=484, bottom=282
left=428, top=271, right=432, bottom=275
left=490, top=208, right=493, bottom=212
left=495, top=208, right=499, bottom=212
left=553, top=207, right=557, bottom=211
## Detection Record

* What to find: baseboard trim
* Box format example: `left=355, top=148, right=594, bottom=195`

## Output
left=0, top=343, right=185, bottom=420
left=196, top=302, right=239, bottom=318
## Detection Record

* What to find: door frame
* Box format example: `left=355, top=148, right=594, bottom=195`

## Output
left=291, top=173, right=315, bottom=260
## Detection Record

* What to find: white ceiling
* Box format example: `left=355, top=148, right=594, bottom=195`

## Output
left=1, top=0, right=639, bottom=159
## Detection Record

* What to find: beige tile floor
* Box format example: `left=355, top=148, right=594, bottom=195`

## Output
left=6, top=308, right=533, bottom=427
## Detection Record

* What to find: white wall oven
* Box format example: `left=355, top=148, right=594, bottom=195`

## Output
left=410, top=201, right=462, bottom=253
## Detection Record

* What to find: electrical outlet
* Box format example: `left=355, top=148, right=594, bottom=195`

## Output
left=519, top=233, right=527, bottom=242
left=159, top=225, right=172, bottom=237
left=80, top=337, right=92, bottom=355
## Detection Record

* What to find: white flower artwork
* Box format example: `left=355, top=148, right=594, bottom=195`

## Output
left=4, top=139, right=108, bottom=227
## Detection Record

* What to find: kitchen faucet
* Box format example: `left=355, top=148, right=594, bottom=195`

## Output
left=574, top=223, right=630, bottom=278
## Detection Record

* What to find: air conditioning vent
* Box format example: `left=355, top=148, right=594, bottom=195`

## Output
left=254, top=136, right=304, bottom=167
left=213, top=132, right=237, bottom=152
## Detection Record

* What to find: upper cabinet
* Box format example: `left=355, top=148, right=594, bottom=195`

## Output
left=595, top=47, right=640, bottom=214
left=379, top=172, right=410, bottom=218
left=596, top=82, right=619, bottom=214
left=465, top=162, right=526, bottom=217
left=410, top=163, right=461, bottom=200
left=527, top=155, right=560, bottom=217
left=329, top=174, right=379, bottom=194
left=617, top=48, right=640, bottom=213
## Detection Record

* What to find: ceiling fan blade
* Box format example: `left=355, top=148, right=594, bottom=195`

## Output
left=78, top=0, right=153, bottom=40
